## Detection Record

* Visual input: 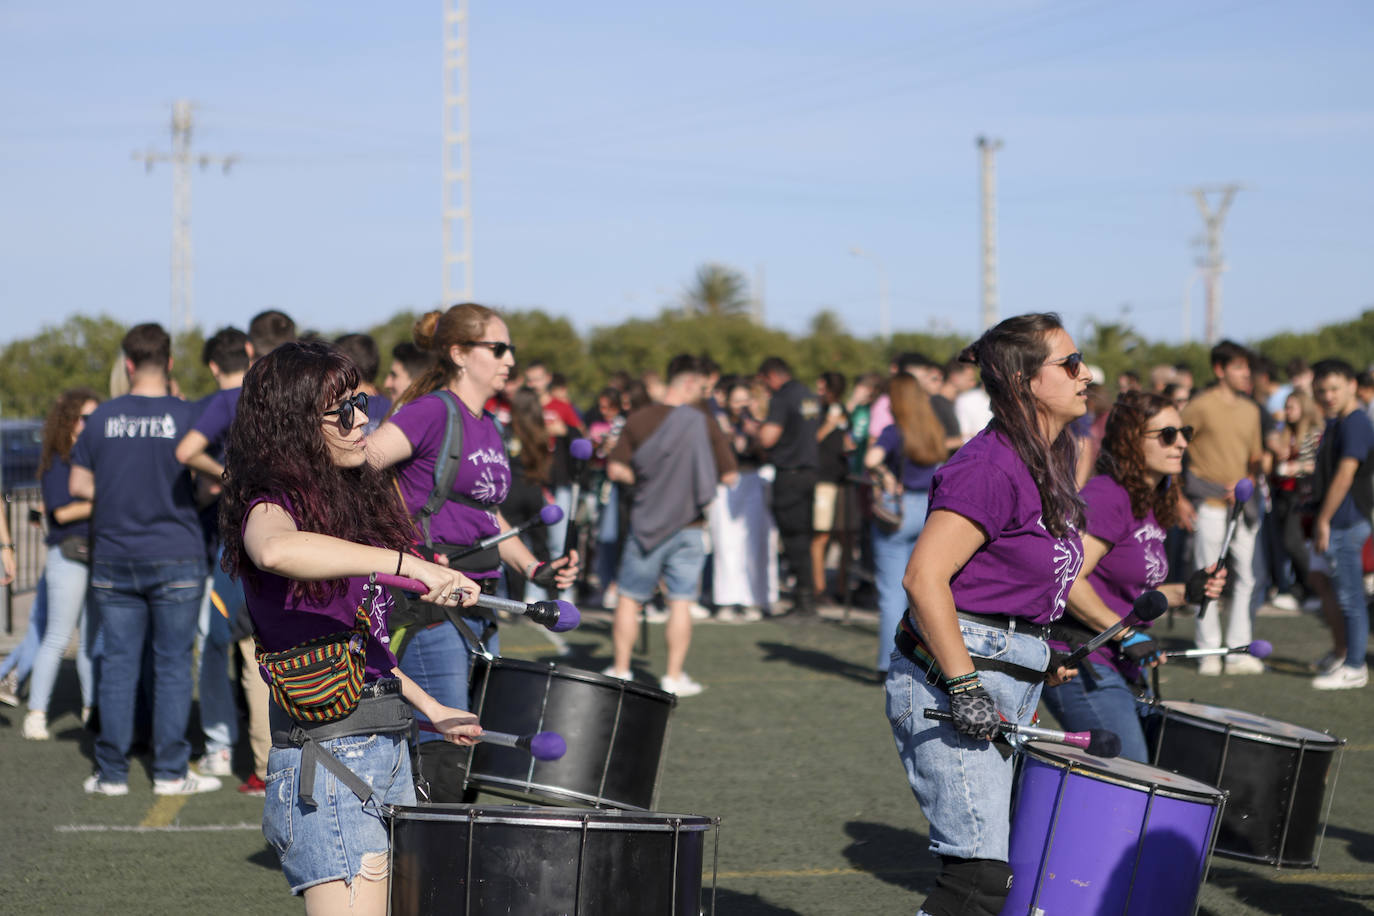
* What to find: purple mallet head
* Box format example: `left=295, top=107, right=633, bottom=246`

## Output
left=1234, top=477, right=1255, bottom=504
left=570, top=438, right=594, bottom=461
left=528, top=731, right=567, bottom=761
left=538, top=503, right=564, bottom=525
left=1247, top=639, right=1273, bottom=659
left=550, top=600, right=580, bottom=632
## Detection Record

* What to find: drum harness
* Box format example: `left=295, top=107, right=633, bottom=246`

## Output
left=1045, top=616, right=1152, bottom=698
left=895, top=611, right=1054, bottom=685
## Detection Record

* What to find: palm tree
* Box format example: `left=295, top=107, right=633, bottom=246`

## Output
left=683, top=263, right=751, bottom=317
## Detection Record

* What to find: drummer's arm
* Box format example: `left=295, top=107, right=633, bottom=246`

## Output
left=902, top=509, right=988, bottom=679
left=494, top=510, right=580, bottom=585
left=394, top=669, right=482, bottom=746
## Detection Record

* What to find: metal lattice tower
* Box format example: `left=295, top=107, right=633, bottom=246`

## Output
left=1191, top=185, right=1241, bottom=344
left=134, top=100, right=238, bottom=333
left=442, top=0, right=474, bottom=304
left=977, top=136, right=1004, bottom=332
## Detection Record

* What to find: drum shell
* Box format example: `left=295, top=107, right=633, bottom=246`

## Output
left=388, top=804, right=714, bottom=916
left=465, top=657, right=676, bottom=810
left=1004, top=742, right=1223, bottom=916
left=1146, top=700, right=1341, bottom=868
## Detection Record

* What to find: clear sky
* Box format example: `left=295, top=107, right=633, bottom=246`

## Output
left=2, top=1, right=1371, bottom=349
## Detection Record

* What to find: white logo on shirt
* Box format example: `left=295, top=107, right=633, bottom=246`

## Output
left=1040, top=516, right=1084, bottom=615
left=104, top=413, right=178, bottom=439
left=1134, top=521, right=1168, bottom=586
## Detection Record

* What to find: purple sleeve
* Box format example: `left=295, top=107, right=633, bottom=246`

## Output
left=876, top=424, right=901, bottom=455
left=930, top=457, right=1016, bottom=537
left=1081, top=476, right=1130, bottom=546
left=390, top=394, right=445, bottom=455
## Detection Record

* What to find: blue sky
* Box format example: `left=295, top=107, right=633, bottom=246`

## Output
left=2, top=1, right=1371, bottom=349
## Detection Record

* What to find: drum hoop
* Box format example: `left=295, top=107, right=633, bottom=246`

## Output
left=1159, top=702, right=1338, bottom=749
left=478, top=655, right=678, bottom=703
left=385, top=805, right=715, bottom=832
left=1026, top=744, right=1225, bottom=803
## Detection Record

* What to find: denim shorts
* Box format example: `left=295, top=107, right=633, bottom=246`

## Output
left=885, top=620, right=1049, bottom=861
left=263, top=731, right=416, bottom=895
left=617, top=526, right=707, bottom=603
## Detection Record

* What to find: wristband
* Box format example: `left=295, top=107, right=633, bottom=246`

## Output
left=0, top=543, right=13, bottom=550
left=945, top=671, right=982, bottom=695
left=395, top=550, right=404, bottom=576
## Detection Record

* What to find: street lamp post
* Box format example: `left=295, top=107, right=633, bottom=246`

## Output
left=850, top=247, right=890, bottom=341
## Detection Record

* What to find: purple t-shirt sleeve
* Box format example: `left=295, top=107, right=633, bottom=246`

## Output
left=1082, top=475, right=1130, bottom=546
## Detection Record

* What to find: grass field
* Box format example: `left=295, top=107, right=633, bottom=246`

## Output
left=1, top=603, right=1371, bottom=915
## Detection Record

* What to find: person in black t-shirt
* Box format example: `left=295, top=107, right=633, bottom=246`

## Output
left=757, top=357, right=821, bottom=617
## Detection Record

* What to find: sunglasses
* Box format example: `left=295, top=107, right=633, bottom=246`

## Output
left=1044, top=351, right=1084, bottom=378
left=464, top=340, right=517, bottom=360
left=1145, top=425, right=1194, bottom=446
left=323, top=392, right=370, bottom=432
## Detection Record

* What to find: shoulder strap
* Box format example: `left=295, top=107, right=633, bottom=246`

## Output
left=418, top=390, right=465, bottom=548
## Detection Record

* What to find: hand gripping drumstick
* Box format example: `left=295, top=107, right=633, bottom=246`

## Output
left=446, top=504, right=564, bottom=561
left=1197, top=477, right=1255, bottom=621
left=1164, top=639, right=1272, bottom=660
left=1059, top=590, right=1169, bottom=671
left=923, top=709, right=1122, bottom=759
left=560, top=437, right=595, bottom=568
left=417, top=723, right=568, bottom=760
left=375, top=573, right=582, bottom=633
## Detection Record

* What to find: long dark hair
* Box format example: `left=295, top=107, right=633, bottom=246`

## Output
left=1095, top=391, right=1179, bottom=529
left=959, top=312, right=1084, bottom=536
left=39, top=387, right=102, bottom=475
left=219, top=341, right=417, bottom=604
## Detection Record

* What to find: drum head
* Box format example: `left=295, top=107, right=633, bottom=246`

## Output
left=1025, top=741, right=1224, bottom=801
left=1160, top=700, right=1337, bottom=747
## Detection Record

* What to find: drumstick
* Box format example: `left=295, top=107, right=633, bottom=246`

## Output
left=375, top=573, right=582, bottom=632
left=923, top=709, right=1122, bottom=759
left=560, top=438, right=594, bottom=576
left=1164, top=640, right=1272, bottom=660
left=1059, top=590, right=1169, bottom=671
left=445, top=504, right=563, bottom=561
left=1197, top=477, right=1255, bottom=621
left=418, top=723, right=568, bottom=761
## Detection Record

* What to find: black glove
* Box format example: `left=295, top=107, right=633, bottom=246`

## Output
left=1120, top=632, right=1161, bottom=665
left=1185, top=568, right=1216, bottom=604
left=947, top=678, right=999, bottom=742
left=529, top=560, right=560, bottom=591
left=1046, top=649, right=1073, bottom=679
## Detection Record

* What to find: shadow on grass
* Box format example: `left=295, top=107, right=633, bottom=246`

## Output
left=1323, top=823, right=1374, bottom=864
left=755, top=641, right=880, bottom=686
left=841, top=821, right=937, bottom=893
left=710, top=888, right=804, bottom=915
left=1204, top=866, right=1374, bottom=915
left=247, top=845, right=281, bottom=872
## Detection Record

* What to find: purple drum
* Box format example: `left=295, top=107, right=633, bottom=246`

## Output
left=1003, top=742, right=1225, bottom=916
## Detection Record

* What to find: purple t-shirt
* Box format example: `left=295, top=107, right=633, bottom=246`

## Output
left=241, top=498, right=399, bottom=680
left=191, top=387, right=241, bottom=456
left=388, top=392, right=511, bottom=570
left=929, top=428, right=1083, bottom=624
left=1065, top=475, right=1168, bottom=673
left=875, top=424, right=938, bottom=492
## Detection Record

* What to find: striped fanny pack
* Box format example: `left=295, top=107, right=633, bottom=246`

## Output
left=254, top=601, right=369, bottom=724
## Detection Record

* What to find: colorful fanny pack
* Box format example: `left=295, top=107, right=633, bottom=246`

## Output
left=254, top=600, right=369, bottom=724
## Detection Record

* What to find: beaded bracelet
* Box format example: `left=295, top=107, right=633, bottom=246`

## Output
left=945, top=671, right=982, bottom=694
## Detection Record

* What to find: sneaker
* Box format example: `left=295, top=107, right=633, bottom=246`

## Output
left=600, top=585, right=619, bottom=610
left=1198, top=656, right=1223, bottom=677
left=714, top=606, right=738, bottom=624
left=0, top=673, right=19, bottom=707
left=83, top=774, right=129, bottom=797
left=1225, top=654, right=1265, bottom=675
left=644, top=606, right=670, bottom=624
left=660, top=673, right=705, bottom=697
left=738, top=606, right=764, bottom=623
left=21, top=710, right=49, bottom=740
left=196, top=747, right=233, bottom=777
left=1312, top=664, right=1369, bottom=690
left=689, top=603, right=712, bottom=621
left=154, top=772, right=223, bottom=795
left=600, top=665, right=632, bottom=681
left=237, top=774, right=267, bottom=797
left=1312, top=651, right=1343, bottom=676
left=1269, top=592, right=1300, bottom=612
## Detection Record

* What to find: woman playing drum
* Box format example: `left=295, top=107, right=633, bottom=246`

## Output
left=220, top=341, right=483, bottom=912
left=1043, top=391, right=1226, bottom=762
left=886, top=313, right=1083, bottom=916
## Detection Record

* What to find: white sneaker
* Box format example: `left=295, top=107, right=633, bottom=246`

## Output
left=196, top=747, right=233, bottom=776
left=0, top=673, right=20, bottom=707
left=600, top=586, right=619, bottom=610
left=83, top=774, right=129, bottom=797
left=1198, top=656, right=1223, bottom=677
left=21, top=710, right=49, bottom=740
left=1269, top=593, right=1300, bottom=612
left=644, top=606, right=670, bottom=624
left=1225, top=654, right=1265, bottom=675
left=660, top=673, right=705, bottom=697
left=738, top=606, right=764, bottom=622
left=600, top=665, right=631, bottom=681
left=1312, top=651, right=1343, bottom=676
left=714, top=606, right=738, bottom=624
left=154, top=772, right=223, bottom=795
left=1312, top=664, right=1369, bottom=690
left=689, top=603, right=712, bottom=621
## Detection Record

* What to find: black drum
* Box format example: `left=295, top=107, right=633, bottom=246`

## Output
left=388, top=804, right=718, bottom=915
left=1146, top=699, right=1345, bottom=867
left=464, top=656, right=676, bottom=810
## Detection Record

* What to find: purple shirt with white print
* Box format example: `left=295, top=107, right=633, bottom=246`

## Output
left=929, top=427, right=1084, bottom=625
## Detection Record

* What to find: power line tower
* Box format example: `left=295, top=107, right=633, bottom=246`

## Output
left=442, top=0, right=474, bottom=304
left=977, top=136, right=1004, bottom=331
left=133, top=100, right=238, bottom=333
left=1190, top=184, right=1241, bottom=344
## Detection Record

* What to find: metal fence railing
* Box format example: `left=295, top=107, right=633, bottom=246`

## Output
left=4, top=486, right=44, bottom=634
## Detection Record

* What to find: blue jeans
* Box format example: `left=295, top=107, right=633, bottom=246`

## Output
left=1042, top=661, right=1152, bottom=763
left=88, top=557, right=206, bottom=783
left=0, top=573, right=48, bottom=683
left=1325, top=520, right=1372, bottom=668
left=872, top=490, right=929, bottom=672
left=197, top=570, right=238, bottom=755
left=398, top=619, right=499, bottom=744
left=27, top=549, right=93, bottom=714
left=885, top=621, right=1049, bottom=861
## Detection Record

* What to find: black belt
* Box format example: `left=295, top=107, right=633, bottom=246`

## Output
left=359, top=678, right=402, bottom=699
left=896, top=617, right=1050, bottom=685
left=955, top=611, right=1051, bottom=642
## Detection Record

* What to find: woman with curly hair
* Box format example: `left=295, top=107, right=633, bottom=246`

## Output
left=1043, top=390, right=1226, bottom=762
left=220, top=341, right=482, bottom=912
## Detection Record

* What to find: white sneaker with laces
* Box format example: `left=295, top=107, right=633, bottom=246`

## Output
left=21, top=710, right=49, bottom=740
left=196, top=747, right=233, bottom=776
left=660, top=673, right=704, bottom=697
left=154, top=772, right=223, bottom=795
left=83, top=775, right=129, bottom=797
left=0, top=672, right=20, bottom=707
left=1225, top=654, right=1265, bottom=675
left=1198, top=656, right=1223, bottom=677
left=739, top=606, right=764, bottom=622
left=600, top=665, right=631, bottom=681
left=1312, top=664, right=1368, bottom=690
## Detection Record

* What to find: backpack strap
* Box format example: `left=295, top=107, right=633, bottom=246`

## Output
left=417, top=390, right=467, bottom=548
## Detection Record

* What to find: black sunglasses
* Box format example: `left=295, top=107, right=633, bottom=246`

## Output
left=464, top=340, right=516, bottom=360
left=323, top=392, right=370, bottom=432
left=1146, top=425, right=1194, bottom=446
left=1045, top=351, right=1084, bottom=378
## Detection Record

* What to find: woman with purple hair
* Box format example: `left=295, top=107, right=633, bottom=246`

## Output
left=220, top=340, right=483, bottom=912
left=885, top=313, right=1084, bottom=916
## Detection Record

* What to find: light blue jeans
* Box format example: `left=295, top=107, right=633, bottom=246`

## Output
left=872, top=490, right=929, bottom=672
left=0, top=573, right=48, bottom=684
left=1325, top=520, right=1372, bottom=668
left=27, top=549, right=93, bottom=714
left=885, top=620, right=1049, bottom=861
left=1042, top=660, right=1152, bottom=763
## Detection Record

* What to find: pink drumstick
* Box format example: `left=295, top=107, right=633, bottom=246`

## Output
left=375, top=573, right=581, bottom=633
left=924, top=709, right=1122, bottom=758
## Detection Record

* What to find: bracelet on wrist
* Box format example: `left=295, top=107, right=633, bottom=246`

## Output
left=0, top=543, right=14, bottom=550
left=945, top=671, right=982, bottom=694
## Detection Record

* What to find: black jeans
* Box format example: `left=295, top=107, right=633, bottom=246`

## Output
left=772, top=468, right=817, bottom=601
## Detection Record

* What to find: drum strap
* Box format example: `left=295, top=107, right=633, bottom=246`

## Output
left=895, top=626, right=1046, bottom=684
left=271, top=690, right=413, bottom=807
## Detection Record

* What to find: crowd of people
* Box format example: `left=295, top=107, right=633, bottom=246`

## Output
left=1, top=304, right=1371, bottom=911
